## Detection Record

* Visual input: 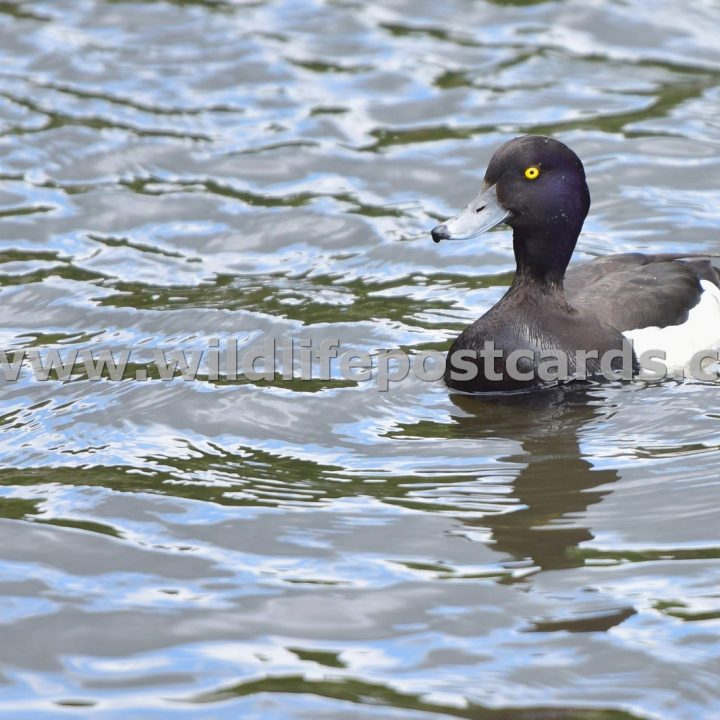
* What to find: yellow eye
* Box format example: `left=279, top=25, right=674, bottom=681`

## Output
left=524, top=166, right=540, bottom=180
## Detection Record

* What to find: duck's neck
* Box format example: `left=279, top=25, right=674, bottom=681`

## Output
left=510, top=225, right=578, bottom=293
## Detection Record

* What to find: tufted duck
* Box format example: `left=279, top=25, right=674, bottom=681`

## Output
left=432, top=135, right=720, bottom=392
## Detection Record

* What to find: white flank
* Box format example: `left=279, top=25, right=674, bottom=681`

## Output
left=623, top=280, right=720, bottom=373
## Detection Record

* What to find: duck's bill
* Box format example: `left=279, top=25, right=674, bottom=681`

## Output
left=431, top=184, right=510, bottom=242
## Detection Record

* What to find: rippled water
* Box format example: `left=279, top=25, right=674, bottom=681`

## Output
left=1, top=0, right=720, bottom=717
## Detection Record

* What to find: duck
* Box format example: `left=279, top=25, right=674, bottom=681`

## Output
left=431, top=135, right=720, bottom=392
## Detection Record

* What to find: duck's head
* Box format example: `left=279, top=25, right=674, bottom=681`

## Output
left=431, top=136, right=591, bottom=281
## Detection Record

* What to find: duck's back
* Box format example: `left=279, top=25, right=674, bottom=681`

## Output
left=563, top=253, right=720, bottom=373
left=564, top=252, right=720, bottom=332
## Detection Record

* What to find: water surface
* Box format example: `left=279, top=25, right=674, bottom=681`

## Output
left=1, top=0, right=720, bottom=717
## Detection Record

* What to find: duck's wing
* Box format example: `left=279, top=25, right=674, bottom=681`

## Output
left=564, top=253, right=720, bottom=332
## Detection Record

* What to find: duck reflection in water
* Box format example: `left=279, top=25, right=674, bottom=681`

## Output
left=446, top=385, right=619, bottom=574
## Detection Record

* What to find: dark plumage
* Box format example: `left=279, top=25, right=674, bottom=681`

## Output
left=564, top=253, right=719, bottom=331
left=431, top=135, right=720, bottom=393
